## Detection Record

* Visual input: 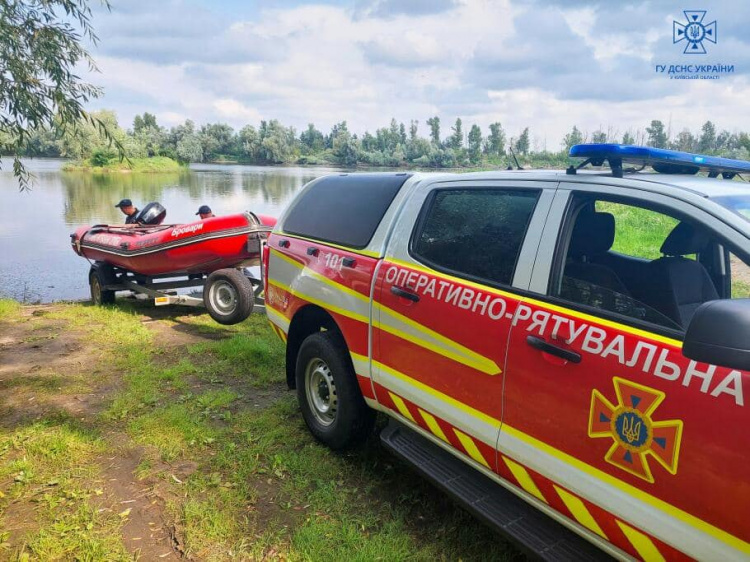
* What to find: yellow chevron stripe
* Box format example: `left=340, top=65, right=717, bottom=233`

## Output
left=503, top=456, right=547, bottom=503
left=373, top=304, right=501, bottom=375
left=389, top=392, right=416, bottom=423
left=376, top=358, right=748, bottom=555
left=418, top=408, right=449, bottom=443
left=268, top=278, right=369, bottom=324
left=616, top=521, right=665, bottom=562
left=554, top=485, right=607, bottom=539
left=454, top=429, right=491, bottom=468
left=270, top=248, right=500, bottom=375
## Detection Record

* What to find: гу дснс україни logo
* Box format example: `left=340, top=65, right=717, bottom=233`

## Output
left=673, top=10, right=716, bottom=54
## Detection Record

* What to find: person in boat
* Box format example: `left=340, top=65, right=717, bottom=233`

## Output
left=196, top=205, right=215, bottom=219
left=115, top=199, right=141, bottom=224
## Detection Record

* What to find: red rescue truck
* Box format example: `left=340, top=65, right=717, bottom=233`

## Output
left=264, top=145, right=750, bottom=560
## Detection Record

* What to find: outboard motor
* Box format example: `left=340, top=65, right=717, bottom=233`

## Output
left=135, top=202, right=167, bottom=225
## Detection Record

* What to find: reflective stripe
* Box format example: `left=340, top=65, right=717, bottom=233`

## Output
left=389, top=392, right=416, bottom=423
left=375, top=359, right=500, bottom=447
left=617, top=521, right=666, bottom=562
left=376, top=358, right=747, bottom=559
left=555, top=485, right=607, bottom=539
left=268, top=278, right=369, bottom=324
left=270, top=248, right=500, bottom=375
left=374, top=303, right=501, bottom=375
left=419, top=408, right=449, bottom=443
left=266, top=303, right=290, bottom=332
left=503, top=456, right=546, bottom=503
left=349, top=352, right=371, bottom=379
left=454, top=429, right=490, bottom=468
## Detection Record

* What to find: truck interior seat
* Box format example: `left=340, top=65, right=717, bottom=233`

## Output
left=645, top=222, right=719, bottom=328
left=564, top=210, right=629, bottom=295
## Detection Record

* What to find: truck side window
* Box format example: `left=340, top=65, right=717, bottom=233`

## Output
left=412, top=189, right=539, bottom=287
left=552, top=197, right=750, bottom=333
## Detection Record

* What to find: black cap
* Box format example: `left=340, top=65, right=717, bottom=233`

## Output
left=196, top=205, right=212, bottom=215
left=115, top=198, right=133, bottom=208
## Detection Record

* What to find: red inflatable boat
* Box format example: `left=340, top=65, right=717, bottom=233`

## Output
left=71, top=212, right=275, bottom=276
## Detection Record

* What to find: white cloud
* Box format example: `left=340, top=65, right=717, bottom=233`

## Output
left=83, top=0, right=750, bottom=147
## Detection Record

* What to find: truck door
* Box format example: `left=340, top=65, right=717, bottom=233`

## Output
left=371, top=180, right=555, bottom=475
left=501, top=186, right=750, bottom=560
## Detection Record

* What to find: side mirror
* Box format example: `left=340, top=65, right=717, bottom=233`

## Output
left=683, top=299, right=750, bottom=371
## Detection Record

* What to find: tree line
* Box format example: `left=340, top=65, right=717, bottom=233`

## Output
left=7, top=112, right=750, bottom=169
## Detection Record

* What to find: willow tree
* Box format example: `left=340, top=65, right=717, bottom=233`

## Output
left=0, top=0, right=116, bottom=189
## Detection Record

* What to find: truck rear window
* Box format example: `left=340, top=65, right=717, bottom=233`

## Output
left=283, top=174, right=410, bottom=249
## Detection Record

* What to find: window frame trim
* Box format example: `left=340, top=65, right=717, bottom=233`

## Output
left=407, top=185, right=543, bottom=292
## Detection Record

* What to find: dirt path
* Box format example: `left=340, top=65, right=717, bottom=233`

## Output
left=0, top=303, right=285, bottom=560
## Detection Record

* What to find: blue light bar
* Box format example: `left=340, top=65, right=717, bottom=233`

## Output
left=569, top=144, right=750, bottom=175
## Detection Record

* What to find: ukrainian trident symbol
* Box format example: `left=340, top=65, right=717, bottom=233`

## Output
left=673, top=10, right=717, bottom=55
left=589, top=378, right=683, bottom=483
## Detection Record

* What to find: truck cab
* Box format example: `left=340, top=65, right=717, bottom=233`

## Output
left=264, top=147, right=750, bottom=560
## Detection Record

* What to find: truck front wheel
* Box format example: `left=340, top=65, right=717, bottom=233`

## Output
left=296, top=331, right=375, bottom=450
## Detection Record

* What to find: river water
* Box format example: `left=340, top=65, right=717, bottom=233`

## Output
left=0, top=159, right=341, bottom=303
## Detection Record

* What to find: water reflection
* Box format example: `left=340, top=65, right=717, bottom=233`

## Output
left=0, top=159, right=339, bottom=302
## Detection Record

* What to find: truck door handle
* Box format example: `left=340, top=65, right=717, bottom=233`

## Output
left=526, top=336, right=581, bottom=364
left=391, top=286, right=420, bottom=302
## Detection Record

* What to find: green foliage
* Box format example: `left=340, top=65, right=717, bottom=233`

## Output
left=699, top=120, right=717, bottom=153
left=515, top=127, right=530, bottom=155
left=89, top=148, right=116, bottom=167
left=427, top=116, right=441, bottom=146
left=591, top=130, right=607, bottom=144
left=467, top=124, right=482, bottom=164
left=622, top=131, right=635, bottom=145
left=562, top=126, right=584, bottom=152
left=0, top=0, right=122, bottom=190
left=486, top=122, right=506, bottom=156
left=646, top=120, right=668, bottom=148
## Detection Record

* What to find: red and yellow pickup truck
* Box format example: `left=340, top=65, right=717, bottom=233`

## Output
left=264, top=145, right=750, bottom=561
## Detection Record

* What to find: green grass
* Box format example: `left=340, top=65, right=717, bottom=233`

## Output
left=597, top=201, right=679, bottom=260
left=0, top=299, right=21, bottom=319
left=62, top=156, right=183, bottom=173
left=0, top=420, right=131, bottom=561
left=1, top=297, right=517, bottom=560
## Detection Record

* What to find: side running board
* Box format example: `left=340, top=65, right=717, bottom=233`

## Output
left=380, top=421, right=610, bottom=561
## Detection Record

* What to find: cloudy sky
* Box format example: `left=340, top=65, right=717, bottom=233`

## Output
left=84, top=0, right=750, bottom=149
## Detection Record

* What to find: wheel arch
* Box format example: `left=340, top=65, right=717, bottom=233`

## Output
left=285, top=304, right=347, bottom=389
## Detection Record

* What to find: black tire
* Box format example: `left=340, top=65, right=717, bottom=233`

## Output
left=89, top=265, right=115, bottom=305
left=203, top=268, right=254, bottom=325
left=296, top=331, right=375, bottom=450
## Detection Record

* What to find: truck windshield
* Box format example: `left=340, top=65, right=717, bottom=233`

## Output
left=713, top=195, right=750, bottom=222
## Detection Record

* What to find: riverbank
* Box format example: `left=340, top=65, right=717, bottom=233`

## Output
left=62, top=156, right=184, bottom=173
left=0, top=299, right=518, bottom=560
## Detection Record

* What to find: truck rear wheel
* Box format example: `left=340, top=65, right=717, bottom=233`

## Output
left=89, top=265, right=115, bottom=305
left=204, top=268, right=254, bottom=325
left=296, top=331, right=375, bottom=450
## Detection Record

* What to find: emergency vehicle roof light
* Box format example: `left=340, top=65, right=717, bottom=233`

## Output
left=568, top=144, right=750, bottom=179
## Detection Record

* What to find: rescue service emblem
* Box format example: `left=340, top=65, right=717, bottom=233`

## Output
left=588, top=377, right=683, bottom=483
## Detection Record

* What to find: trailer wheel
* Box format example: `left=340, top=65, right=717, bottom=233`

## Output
left=204, top=268, right=254, bottom=325
left=296, top=331, right=375, bottom=450
left=89, top=265, right=115, bottom=305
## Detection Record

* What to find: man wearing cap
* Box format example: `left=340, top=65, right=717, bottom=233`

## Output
left=115, top=199, right=140, bottom=224
left=196, top=205, right=215, bottom=219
